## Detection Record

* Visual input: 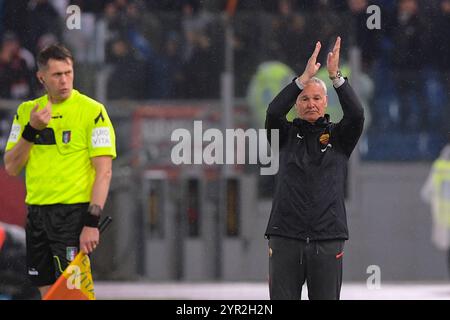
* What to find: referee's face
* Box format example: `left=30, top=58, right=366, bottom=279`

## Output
left=38, top=58, right=74, bottom=103
left=295, top=82, right=327, bottom=123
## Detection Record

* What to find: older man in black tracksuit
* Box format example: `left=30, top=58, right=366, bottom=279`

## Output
left=265, top=37, right=364, bottom=300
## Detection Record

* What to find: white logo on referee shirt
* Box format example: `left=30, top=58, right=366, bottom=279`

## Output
left=8, top=124, right=21, bottom=143
left=91, top=127, right=111, bottom=148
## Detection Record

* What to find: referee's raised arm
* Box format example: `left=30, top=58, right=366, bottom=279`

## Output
left=4, top=102, right=52, bottom=176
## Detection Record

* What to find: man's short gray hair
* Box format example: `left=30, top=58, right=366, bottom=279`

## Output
left=304, top=77, right=327, bottom=95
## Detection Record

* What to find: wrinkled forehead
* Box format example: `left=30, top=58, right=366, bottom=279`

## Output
left=298, top=82, right=327, bottom=99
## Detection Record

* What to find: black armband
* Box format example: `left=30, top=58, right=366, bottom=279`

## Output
left=22, top=123, right=41, bottom=143
left=83, top=205, right=102, bottom=228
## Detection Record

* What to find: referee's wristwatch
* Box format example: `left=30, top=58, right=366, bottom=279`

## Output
left=329, top=70, right=343, bottom=80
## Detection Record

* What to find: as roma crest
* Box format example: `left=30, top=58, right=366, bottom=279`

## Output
left=319, top=133, right=330, bottom=145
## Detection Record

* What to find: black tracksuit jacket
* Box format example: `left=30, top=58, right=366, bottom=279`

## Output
left=265, top=78, right=364, bottom=241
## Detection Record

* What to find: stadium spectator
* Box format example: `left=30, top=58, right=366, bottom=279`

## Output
left=0, top=32, right=36, bottom=99
left=181, top=1, right=219, bottom=98
left=106, top=37, right=146, bottom=99
left=268, top=0, right=310, bottom=72
left=390, top=0, right=428, bottom=131
left=431, top=0, right=450, bottom=130
left=158, top=32, right=185, bottom=98
left=24, top=0, right=63, bottom=55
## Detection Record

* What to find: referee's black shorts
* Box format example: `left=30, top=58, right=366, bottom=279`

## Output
left=25, top=203, right=88, bottom=287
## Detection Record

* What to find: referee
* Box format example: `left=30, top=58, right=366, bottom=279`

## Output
left=4, top=44, right=116, bottom=298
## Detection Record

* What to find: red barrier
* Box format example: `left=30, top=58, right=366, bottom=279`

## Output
left=0, top=168, right=26, bottom=227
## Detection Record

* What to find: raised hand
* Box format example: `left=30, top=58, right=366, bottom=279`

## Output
left=298, top=41, right=322, bottom=85
left=29, top=101, right=52, bottom=130
left=327, top=36, right=341, bottom=78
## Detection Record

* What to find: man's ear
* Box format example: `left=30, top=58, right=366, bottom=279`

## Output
left=36, top=71, right=44, bottom=84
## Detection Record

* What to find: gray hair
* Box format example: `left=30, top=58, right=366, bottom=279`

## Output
left=304, top=77, right=327, bottom=95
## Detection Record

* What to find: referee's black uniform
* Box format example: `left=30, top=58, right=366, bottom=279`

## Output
left=265, top=78, right=364, bottom=300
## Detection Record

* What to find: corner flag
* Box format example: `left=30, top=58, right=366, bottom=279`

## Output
left=43, top=251, right=95, bottom=300
left=43, top=216, right=112, bottom=300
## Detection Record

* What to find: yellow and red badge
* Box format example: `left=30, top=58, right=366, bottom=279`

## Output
left=319, top=133, right=330, bottom=145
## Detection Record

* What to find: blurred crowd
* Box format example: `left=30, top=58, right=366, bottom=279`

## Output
left=0, top=0, right=449, bottom=135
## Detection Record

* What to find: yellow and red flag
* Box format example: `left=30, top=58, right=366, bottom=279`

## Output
left=43, top=216, right=111, bottom=300
left=43, top=252, right=95, bottom=300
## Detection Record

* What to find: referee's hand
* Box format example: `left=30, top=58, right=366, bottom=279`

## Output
left=29, top=101, right=52, bottom=130
left=80, top=226, right=100, bottom=254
